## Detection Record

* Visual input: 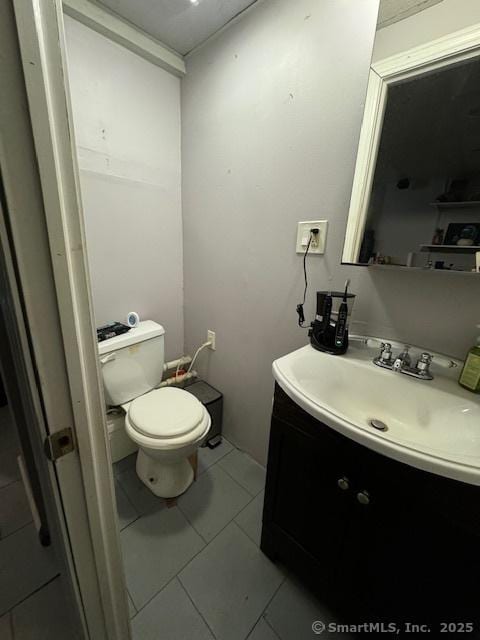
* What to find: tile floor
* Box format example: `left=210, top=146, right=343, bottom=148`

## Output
left=115, top=439, right=348, bottom=640
left=0, top=405, right=78, bottom=639
left=0, top=575, right=81, bottom=640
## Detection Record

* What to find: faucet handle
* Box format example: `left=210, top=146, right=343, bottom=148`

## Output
left=379, top=342, right=393, bottom=362
left=416, top=352, right=433, bottom=372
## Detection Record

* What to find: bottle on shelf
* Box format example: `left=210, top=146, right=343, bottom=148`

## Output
left=431, top=228, right=444, bottom=245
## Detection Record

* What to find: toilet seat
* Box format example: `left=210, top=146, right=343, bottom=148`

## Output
left=125, top=387, right=210, bottom=450
left=129, top=387, right=204, bottom=439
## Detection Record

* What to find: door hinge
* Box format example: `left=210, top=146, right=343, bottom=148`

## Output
left=44, top=427, right=75, bottom=461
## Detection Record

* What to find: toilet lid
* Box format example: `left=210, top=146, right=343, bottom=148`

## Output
left=128, top=387, right=205, bottom=439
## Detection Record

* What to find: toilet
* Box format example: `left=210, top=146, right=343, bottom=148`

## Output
left=98, top=320, right=210, bottom=498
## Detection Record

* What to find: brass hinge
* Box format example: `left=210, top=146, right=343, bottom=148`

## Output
left=44, top=427, right=75, bottom=461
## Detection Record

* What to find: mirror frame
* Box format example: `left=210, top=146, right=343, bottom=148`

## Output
left=342, top=22, right=480, bottom=265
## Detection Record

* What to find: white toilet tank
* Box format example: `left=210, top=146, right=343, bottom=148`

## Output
left=98, top=320, right=165, bottom=406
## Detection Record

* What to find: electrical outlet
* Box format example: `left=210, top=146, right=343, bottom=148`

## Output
left=207, top=330, right=216, bottom=350
left=296, top=220, right=328, bottom=254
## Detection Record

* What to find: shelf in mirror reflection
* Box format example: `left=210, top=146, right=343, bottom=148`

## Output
left=429, top=201, right=480, bottom=209
left=366, top=264, right=479, bottom=276
left=420, top=244, right=480, bottom=253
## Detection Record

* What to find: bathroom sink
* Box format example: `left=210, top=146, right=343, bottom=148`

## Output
left=273, top=338, right=480, bottom=485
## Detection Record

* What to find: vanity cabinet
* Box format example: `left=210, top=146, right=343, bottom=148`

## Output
left=261, top=384, right=480, bottom=625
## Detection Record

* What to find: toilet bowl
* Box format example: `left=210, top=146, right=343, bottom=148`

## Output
left=124, top=387, right=211, bottom=498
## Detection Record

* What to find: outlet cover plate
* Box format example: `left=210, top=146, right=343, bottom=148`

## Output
left=296, top=220, right=328, bottom=254
left=207, top=330, right=216, bottom=350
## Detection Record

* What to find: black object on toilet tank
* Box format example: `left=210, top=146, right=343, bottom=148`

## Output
left=96, top=321, right=130, bottom=342
left=309, top=290, right=355, bottom=355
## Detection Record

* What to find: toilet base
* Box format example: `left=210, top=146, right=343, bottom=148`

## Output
left=136, top=448, right=194, bottom=498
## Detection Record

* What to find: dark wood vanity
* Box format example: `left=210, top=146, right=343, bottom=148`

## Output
left=261, top=384, right=480, bottom=629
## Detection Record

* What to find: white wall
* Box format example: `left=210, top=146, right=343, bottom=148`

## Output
left=182, top=0, right=480, bottom=466
left=64, top=16, right=184, bottom=359
left=182, top=0, right=380, bottom=463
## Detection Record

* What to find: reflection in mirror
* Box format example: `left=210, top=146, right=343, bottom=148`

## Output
left=343, top=25, right=480, bottom=275
left=363, top=58, right=480, bottom=271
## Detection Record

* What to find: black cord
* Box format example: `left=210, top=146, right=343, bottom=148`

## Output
left=296, top=233, right=312, bottom=327
left=302, top=234, right=312, bottom=306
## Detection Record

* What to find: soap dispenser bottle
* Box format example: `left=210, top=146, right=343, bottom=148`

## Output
left=459, top=327, right=480, bottom=393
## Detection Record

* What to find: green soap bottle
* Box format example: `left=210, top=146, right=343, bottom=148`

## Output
left=459, top=328, right=480, bottom=393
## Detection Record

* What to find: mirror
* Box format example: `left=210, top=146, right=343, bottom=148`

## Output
left=343, top=24, right=480, bottom=274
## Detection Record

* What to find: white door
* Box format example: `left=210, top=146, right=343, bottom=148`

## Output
left=0, top=197, right=86, bottom=638
left=0, top=1, right=131, bottom=638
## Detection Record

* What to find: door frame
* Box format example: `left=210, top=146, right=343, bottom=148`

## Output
left=1, top=0, right=130, bottom=637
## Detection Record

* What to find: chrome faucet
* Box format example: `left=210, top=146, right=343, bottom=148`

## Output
left=392, top=345, right=411, bottom=372
left=373, top=343, right=434, bottom=380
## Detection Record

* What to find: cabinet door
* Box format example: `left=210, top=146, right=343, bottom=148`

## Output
left=338, top=450, right=423, bottom=620
left=263, top=413, right=353, bottom=590
left=339, top=446, right=480, bottom=627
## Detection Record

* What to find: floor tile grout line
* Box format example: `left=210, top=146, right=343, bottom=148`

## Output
left=234, top=488, right=264, bottom=525
left=209, top=454, right=264, bottom=500
left=129, top=503, right=268, bottom=618
left=114, top=477, right=139, bottom=517
left=217, top=463, right=261, bottom=498
left=119, top=480, right=264, bottom=589
left=175, top=455, right=260, bottom=543
left=114, top=479, right=143, bottom=532
left=261, top=616, right=287, bottom=640
left=170, top=507, right=235, bottom=574
left=232, top=491, right=265, bottom=546
left=115, top=439, right=256, bottom=528
left=129, top=573, right=179, bottom=619
left=124, top=498, right=238, bottom=615
left=216, top=456, right=266, bottom=499
left=126, top=587, right=137, bottom=619
left=119, top=513, right=140, bottom=533
left=229, top=518, right=287, bottom=576
left=263, top=615, right=282, bottom=639
left=175, top=472, right=257, bottom=544
left=0, top=518, right=34, bottom=543
left=124, top=532, right=286, bottom=637
left=0, top=476, right=22, bottom=492
left=177, top=480, right=259, bottom=550
left=115, top=443, right=272, bottom=624
left=2, top=572, right=61, bottom=618
left=234, top=519, right=260, bottom=547
left=114, top=472, right=152, bottom=523
left=219, top=443, right=265, bottom=470
left=197, top=439, right=234, bottom=476
left=176, top=576, right=218, bottom=640
left=175, top=501, right=210, bottom=545
left=244, top=572, right=287, bottom=640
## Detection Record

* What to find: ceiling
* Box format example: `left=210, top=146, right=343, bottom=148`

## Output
left=377, top=0, right=444, bottom=29
left=96, top=0, right=444, bottom=58
left=98, top=0, right=258, bottom=56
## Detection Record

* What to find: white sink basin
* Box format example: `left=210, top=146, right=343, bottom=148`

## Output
left=273, top=339, right=480, bottom=485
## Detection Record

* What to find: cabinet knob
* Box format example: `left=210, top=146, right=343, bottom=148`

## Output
left=356, top=490, right=370, bottom=505
left=337, top=477, right=350, bottom=491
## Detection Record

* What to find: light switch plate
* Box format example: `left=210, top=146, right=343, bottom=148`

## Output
left=296, top=220, right=328, bottom=254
